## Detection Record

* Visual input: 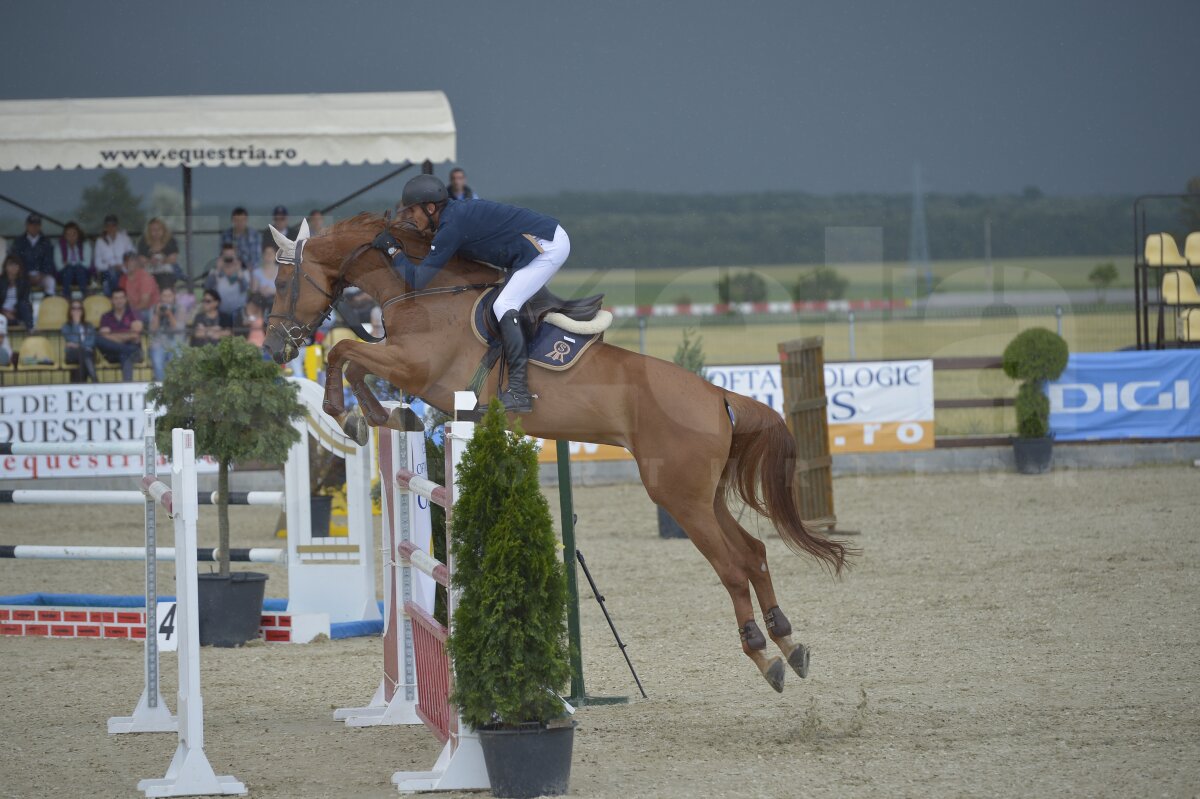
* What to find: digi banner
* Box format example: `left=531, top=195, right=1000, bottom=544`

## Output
left=535, top=359, right=935, bottom=461
left=1049, top=350, right=1200, bottom=441
left=0, top=383, right=217, bottom=479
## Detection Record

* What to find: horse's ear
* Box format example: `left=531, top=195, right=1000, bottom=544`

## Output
left=297, top=218, right=311, bottom=242
left=268, top=225, right=297, bottom=263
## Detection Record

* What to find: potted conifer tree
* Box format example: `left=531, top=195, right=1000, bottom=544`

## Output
left=1001, top=328, right=1069, bottom=475
left=658, top=327, right=706, bottom=538
left=447, top=400, right=574, bottom=798
left=147, top=337, right=303, bottom=645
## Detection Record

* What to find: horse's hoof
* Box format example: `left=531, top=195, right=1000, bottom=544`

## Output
left=787, top=643, right=810, bottom=679
left=341, top=410, right=370, bottom=447
left=763, top=657, right=786, bottom=693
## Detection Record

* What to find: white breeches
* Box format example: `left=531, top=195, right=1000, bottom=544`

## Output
left=493, top=225, right=570, bottom=319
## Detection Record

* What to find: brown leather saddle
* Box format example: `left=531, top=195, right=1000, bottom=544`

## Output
left=478, top=285, right=605, bottom=340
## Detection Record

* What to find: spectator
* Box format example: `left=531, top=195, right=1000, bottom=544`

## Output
left=251, top=243, right=279, bottom=302
left=190, top=289, right=233, bottom=346
left=447, top=167, right=479, bottom=201
left=148, top=286, right=187, bottom=379
left=103, top=250, right=136, bottom=297
left=0, top=255, right=34, bottom=331
left=338, top=286, right=376, bottom=328
left=9, top=213, right=57, bottom=294
left=55, top=221, right=93, bottom=298
left=93, top=214, right=134, bottom=285
left=0, top=315, right=11, bottom=367
left=124, top=255, right=161, bottom=319
left=241, top=296, right=266, bottom=348
left=137, top=218, right=182, bottom=289
left=263, top=205, right=298, bottom=241
left=96, top=287, right=144, bottom=381
left=204, top=244, right=249, bottom=317
left=61, top=300, right=98, bottom=383
left=220, top=207, right=261, bottom=270
left=307, top=209, right=326, bottom=234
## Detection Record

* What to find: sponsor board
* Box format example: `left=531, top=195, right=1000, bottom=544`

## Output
left=1049, top=350, right=1200, bottom=441
left=0, top=383, right=217, bottom=479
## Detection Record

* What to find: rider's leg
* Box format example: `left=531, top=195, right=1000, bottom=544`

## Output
left=492, top=226, right=570, bottom=413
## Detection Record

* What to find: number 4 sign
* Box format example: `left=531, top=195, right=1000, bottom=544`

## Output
left=156, top=601, right=178, bottom=652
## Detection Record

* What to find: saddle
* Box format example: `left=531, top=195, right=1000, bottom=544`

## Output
left=477, top=285, right=606, bottom=341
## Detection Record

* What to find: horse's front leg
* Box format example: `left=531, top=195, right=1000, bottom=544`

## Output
left=344, top=360, right=389, bottom=426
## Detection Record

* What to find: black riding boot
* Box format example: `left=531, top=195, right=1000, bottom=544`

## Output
left=497, top=310, right=533, bottom=413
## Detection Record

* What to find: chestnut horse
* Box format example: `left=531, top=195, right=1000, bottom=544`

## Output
left=262, top=214, right=848, bottom=692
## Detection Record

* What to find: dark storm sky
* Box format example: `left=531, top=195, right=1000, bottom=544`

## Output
left=2, top=0, right=1197, bottom=209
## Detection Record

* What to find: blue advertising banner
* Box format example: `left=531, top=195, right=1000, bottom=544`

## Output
left=1048, top=350, right=1200, bottom=441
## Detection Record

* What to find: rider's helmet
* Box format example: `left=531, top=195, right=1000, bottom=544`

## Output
left=401, top=174, right=449, bottom=208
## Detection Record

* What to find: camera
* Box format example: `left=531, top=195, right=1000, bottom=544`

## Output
left=159, top=304, right=170, bottom=314
left=222, top=256, right=235, bottom=264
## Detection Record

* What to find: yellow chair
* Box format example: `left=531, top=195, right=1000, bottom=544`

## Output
left=325, top=327, right=358, bottom=350
left=83, top=295, right=113, bottom=327
left=1185, top=232, right=1200, bottom=267
left=1162, top=270, right=1200, bottom=306
left=34, top=296, right=69, bottom=331
left=1178, top=308, right=1200, bottom=343
left=1145, top=233, right=1188, bottom=267
left=16, top=336, right=58, bottom=369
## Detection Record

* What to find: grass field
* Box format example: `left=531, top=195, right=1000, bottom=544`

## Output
left=552, top=255, right=1130, bottom=306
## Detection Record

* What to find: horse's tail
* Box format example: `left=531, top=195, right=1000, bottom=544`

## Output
left=720, top=391, right=851, bottom=575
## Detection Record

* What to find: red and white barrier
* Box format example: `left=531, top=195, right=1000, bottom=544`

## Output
left=335, top=391, right=490, bottom=794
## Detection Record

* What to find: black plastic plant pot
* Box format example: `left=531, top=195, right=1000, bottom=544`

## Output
left=310, top=494, right=333, bottom=537
left=478, top=721, right=576, bottom=798
left=196, top=572, right=268, bottom=647
left=1013, top=436, right=1054, bottom=475
left=657, top=506, right=688, bottom=539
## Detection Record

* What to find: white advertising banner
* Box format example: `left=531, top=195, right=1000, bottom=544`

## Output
left=0, top=382, right=217, bottom=479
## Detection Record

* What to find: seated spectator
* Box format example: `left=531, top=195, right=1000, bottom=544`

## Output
left=124, top=255, right=160, bottom=320
left=137, top=218, right=182, bottom=289
left=241, top=296, right=266, bottom=348
left=55, top=221, right=93, bottom=298
left=251, top=244, right=279, bottom=302
left=0, top=255, right=34, bottom=331
left=220, top=207, right=261, bottom=270
left=307, top=209, right=326, bottom=235
left=190, top=289, right=233, bottom=346
left=103, top=250, right=136, bottom=297
left=96, top=287, right=144, bottom=381
left=8, top=213, right=57, bottom=294
left=263, top=205, right=298, bottom=240
left=61, top=300, right=98, bottom=383
left=447, top=167, right=479, bottom=201
left=205, top=244, right=249, bottom=318
left=149, top=286, right=187, bottom=380
left=0, top=315, right=11, bottom=367
left=93, top=214, right=134, bottom=287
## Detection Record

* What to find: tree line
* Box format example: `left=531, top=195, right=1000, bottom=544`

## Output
left=495, top=190, right=1144, bottom=269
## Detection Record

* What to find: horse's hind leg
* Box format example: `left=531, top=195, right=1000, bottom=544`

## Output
left=714, top=499, right=810, bottom=680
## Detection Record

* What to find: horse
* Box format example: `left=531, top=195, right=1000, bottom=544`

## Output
left=262, top=213, right=849, bottom=692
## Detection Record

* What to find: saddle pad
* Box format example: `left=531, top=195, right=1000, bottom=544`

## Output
left=471, top=289, right=601, bottom=371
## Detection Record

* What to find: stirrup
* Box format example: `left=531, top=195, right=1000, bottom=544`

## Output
left=497, top=389, right=533, bottom=414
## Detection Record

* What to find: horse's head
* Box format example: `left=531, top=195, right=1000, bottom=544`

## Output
left=262, top=219, right=341, bottom=364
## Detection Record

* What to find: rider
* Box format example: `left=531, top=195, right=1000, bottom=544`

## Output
left=372, top=174, right=570, bottom=414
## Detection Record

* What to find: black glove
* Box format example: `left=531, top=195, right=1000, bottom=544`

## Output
left=372, top=231, right=402, bottom=258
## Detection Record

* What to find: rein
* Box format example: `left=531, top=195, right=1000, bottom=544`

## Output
left=268, top=226, right=501, bottom=351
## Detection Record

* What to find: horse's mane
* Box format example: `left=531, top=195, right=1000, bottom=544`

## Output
left=306, top=211, right=497, bottom=283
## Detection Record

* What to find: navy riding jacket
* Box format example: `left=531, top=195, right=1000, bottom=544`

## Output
left=400, top=199, right=559, bottom=289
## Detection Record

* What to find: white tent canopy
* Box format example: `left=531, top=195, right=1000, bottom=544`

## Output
left=0, top=91, right=456, bottom=171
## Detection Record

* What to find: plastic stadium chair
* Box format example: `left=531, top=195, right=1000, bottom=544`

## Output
left=1185, top=232, right=1200, bottom=267
left=1179, top=308, right=1200, bottom=343
left=16, top=335, right=58, bottom=369
left=1144, top=233, right=1188, bottom=267
left=83, top=294, right=113, bottom=327
left=34, top=296, right=69, bottom=331
left=1162, top=270, right=1200, bottom=306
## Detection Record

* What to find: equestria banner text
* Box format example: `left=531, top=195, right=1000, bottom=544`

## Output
left=536, top=359, right=935, bottom=461
left=1048, top=350, right=1200, bottom=441
left=0, top=383, right=217, bottom=479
